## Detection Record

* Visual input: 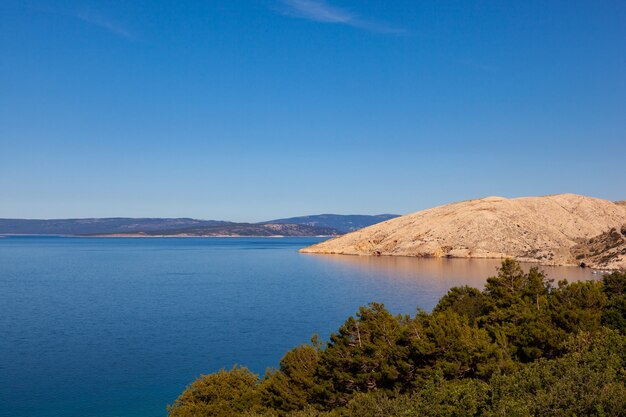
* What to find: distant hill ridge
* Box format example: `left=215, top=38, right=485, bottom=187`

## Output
left=0, top=218, right=230, bottom=235
left=260, top=214, right=399, bottom=233
left=134, top=223, right=341, bottom=237
left=0, top=214, right=398, bottom=237
left=300, top=194, right=626, bottom=270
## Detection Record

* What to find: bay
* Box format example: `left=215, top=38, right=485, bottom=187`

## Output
left=0, top=236, right=595, bottom=417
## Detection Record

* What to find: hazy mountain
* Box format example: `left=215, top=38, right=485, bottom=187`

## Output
left=134, top=223, right=340, bottom=237
left=0, top=214, right=393, bottom=236
left=0, top=218, right=230, bottom=235
left=262, top=214, right=399, bottom=233
left=0, top=213, right=399, bottom=237
left=301, top=194, right=626, bottom=269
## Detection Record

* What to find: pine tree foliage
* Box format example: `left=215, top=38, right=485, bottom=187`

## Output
left=168, top=262, right=626, bottom=417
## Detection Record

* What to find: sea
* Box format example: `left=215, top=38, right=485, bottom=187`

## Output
left=0, top=236, right=596, bottom=417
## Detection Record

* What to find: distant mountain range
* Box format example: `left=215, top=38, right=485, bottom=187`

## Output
left=130, top=223, right=341, bottom=237
left=261, top=214, right=399, bottom=233
left=0, top=214, right=399, bottom=237
left=0, top=218, right=229, bottom=235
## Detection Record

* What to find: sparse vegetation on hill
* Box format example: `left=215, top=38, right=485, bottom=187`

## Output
left=167, top=261, right=626, bottom=417
left=573, top=226, right=626, bottom=270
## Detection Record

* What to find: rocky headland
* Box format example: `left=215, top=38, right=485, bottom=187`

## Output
left=300, top=194, right=626, bottom=270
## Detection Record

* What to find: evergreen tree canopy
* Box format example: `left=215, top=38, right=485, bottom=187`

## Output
left=168, top=262, right=626, bottom=417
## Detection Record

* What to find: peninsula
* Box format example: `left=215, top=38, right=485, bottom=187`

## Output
left=300, top=194, right=626, bottom=270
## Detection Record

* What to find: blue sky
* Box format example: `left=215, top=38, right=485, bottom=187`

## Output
left=1, top=0, right=624, bottom=221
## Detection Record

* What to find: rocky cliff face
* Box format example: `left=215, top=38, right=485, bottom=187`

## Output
left=300, top=194, right=626, bottom=269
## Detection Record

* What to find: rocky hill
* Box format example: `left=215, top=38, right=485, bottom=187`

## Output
left=300, top=194, right=626, bottom=269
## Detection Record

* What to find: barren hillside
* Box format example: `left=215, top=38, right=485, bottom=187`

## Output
left=300, top=194, right=626, bottom=269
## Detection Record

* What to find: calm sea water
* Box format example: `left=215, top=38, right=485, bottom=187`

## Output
left=0, top=236, right=595, bottom=417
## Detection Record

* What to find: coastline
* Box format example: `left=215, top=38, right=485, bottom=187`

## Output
left=298, top=250, right=623, bottom=271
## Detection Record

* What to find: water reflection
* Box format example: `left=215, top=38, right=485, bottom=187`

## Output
left=304, top=254, right=598, bottom=289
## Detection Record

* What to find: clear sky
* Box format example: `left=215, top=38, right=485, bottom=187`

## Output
left=1, top=1, right=625, bottom=221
